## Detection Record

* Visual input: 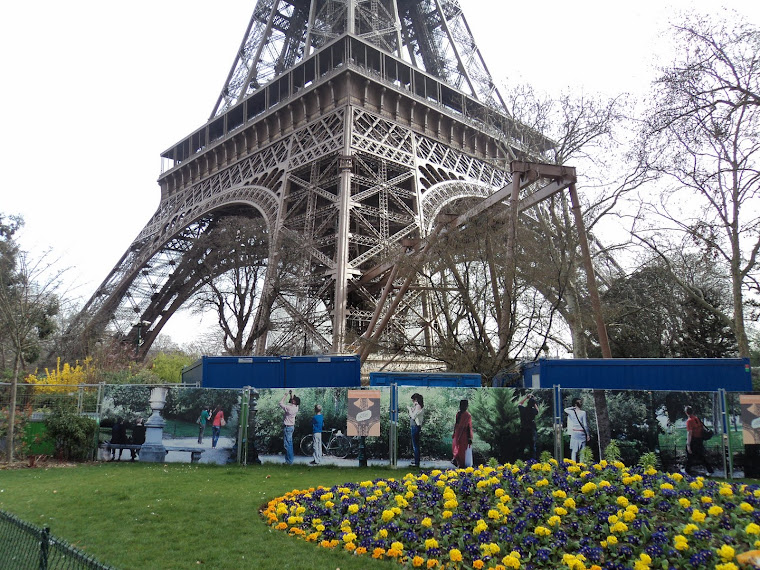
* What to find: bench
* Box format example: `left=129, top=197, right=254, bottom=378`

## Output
left=163, top=446, right=205, bottom=463
left=100, top=443, right=142, bottom=461
left=100, top=443, right=204, bottom=463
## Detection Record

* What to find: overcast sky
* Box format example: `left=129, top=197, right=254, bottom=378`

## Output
left=2, top=0, right=758, bottom=344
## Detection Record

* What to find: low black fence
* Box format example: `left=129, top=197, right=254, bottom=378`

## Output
left=0, top=509, right=115, bottom=570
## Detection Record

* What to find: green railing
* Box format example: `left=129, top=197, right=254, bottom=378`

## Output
left=0, top=509, right=115, bottom=570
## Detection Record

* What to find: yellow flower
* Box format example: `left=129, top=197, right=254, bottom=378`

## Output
left=700, top=496, right=713, bottom=504
left=502, top=554, right=521, bottom=569
left=534, top=526, right=552, bottom=537
left=425, top=538, right=439, bottom=550
left=379, top=529, right=388, bottom=538
left=674, top=535, right=689, bottom=551
left=605, top=535, right=618, bottom=546
left=348, top=504, right=359, bottom=514
left=391, top=541, right=404, bottom=552
left=442, top=510, right=453, bottom=519
left=691, top=510, right=706, bottom=523
left=682, top=524, right=698, bottom=535
left=679, top=498, right=691, bottom=508
left=421, top=517, right=432, bottom=528
left=548, top=515, right=562, bottom=527
left=381, top=510, right=395, bottom=522
left=449, top=549, right=463, bottom=562
left=708, top=505, right=724, bottom=517
left=660, top=482, right=674, bottom=490
left=747, top=523, right=760, bottom=535
left=581, top=482, right=597, bottom=494
left=642, top=489, right=655, bottom=498
left=740, top=502, right=754, bottom=513
left=717, top=544, right=735, bottom=561
left=715, top=564, right=739, bottom=570
left=719, top=485, right=734, bottom=497
left=616, top=496, right=629, bottom=507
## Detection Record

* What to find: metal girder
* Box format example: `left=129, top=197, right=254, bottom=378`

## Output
left=212, top=0, right=504, bottom=117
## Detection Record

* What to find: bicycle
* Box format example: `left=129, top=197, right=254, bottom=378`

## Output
left=300, top=428, right=351, bottom=459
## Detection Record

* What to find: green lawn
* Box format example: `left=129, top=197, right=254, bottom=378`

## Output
left=0, top=462, right=397, bottom=570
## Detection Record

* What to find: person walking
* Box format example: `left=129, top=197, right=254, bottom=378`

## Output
left=279, top=390, right=300, bottom=465
left=211, top=407, right=225, bottom=449
left=564, top=398, right=590, bottom=462
left=452, top=399, right=473, bottom=468
left=197, top=406, right=211, bottom=444
left=684, top=406, right=714, bottom=475
left=408, top=393, right=425, bottom=468
left=310, top=404, right=323, bottom=466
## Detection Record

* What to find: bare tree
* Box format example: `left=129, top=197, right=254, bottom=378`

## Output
left=0, top=249, right=63, bottom=462
left=190, top=215, right=272, bottom=356
left=636, top=14, right=760, bottom=357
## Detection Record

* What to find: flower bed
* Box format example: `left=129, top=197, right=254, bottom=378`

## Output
left=261, top=459, right=760, bottom=569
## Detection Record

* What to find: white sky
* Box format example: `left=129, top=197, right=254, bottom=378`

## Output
left=1, top=0, right=758, bottom=345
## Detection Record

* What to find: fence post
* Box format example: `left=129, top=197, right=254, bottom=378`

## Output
left=553, top=385, right=563, bottom=463
left=718, top=388, right=732, bottom=478
left=389, top=383, right=398, bottom=468
left=39, top=526, right=50, bottom=570
left=238, top=387, right=251, bottom=465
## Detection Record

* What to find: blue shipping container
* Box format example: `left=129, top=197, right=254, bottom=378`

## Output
left=182, top=355, right=361, bottom=389
left=520, top=358, right=751, bottom=392
left=369, top=371, right=482, bottom=387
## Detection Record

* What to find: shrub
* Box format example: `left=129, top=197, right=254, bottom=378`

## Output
left=44, top=406, right=98, bottom=461
left=638, top=451, right=659, bottom=470
left=604, top=439, right=622, bottom=462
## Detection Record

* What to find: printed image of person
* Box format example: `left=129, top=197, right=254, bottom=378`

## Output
left=518, top=393, right=539, bottom=460
left=130, top=417, right=146, bottom=461
left=310, top=404, right=323, bottom=466
left=452, top=399, right=473, bottom=468
left=197, top=406, right=211, bottom=444
left=684, top=406, right=714, bottom=476
left=408, top=393, right=425, bottom=468
left=109, top=417, right=127, bottom=461
left=279, top=390, right=300, bottom=465
left=564, top=398, right=590, bottom=462
left=211, top=406, right=225, bottom=449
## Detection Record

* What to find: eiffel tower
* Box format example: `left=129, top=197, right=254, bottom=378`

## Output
left=74, top=0, right=534, bottom=359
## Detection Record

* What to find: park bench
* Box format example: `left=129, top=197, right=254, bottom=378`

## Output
left=164, top=446, right=205, bottom=463
left=100, top=443, right=205, bottom=463
left=100, top=442, right=142, bottom=461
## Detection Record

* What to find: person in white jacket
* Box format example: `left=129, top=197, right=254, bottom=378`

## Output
left=564, top=398, right=590, bottom=462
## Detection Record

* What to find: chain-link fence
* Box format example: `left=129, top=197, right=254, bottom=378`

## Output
left=0, top=509, right=115, bottom=570
left=1, top=383, right=103, bottom=461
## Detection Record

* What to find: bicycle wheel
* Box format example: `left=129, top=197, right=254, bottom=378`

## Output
left=329, top=435, right=350, bottom=459
left=300, top=435, right=314, bottom=456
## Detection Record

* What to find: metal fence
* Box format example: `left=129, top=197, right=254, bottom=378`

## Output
left=0, top=509, right=115, bottom=570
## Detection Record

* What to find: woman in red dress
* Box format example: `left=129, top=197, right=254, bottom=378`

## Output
left=452, top=399, right=473, bottom=467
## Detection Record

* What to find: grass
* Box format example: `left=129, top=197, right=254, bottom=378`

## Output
left=2, top=461, right=758, bottom=570
left=0, top=462, right=399, bottom=569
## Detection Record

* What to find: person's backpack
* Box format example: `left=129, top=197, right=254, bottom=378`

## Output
left=699, top=417, right=714, bottom=440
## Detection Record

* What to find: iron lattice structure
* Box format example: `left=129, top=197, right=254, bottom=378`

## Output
left=74, top=0, right=537, bottom=358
